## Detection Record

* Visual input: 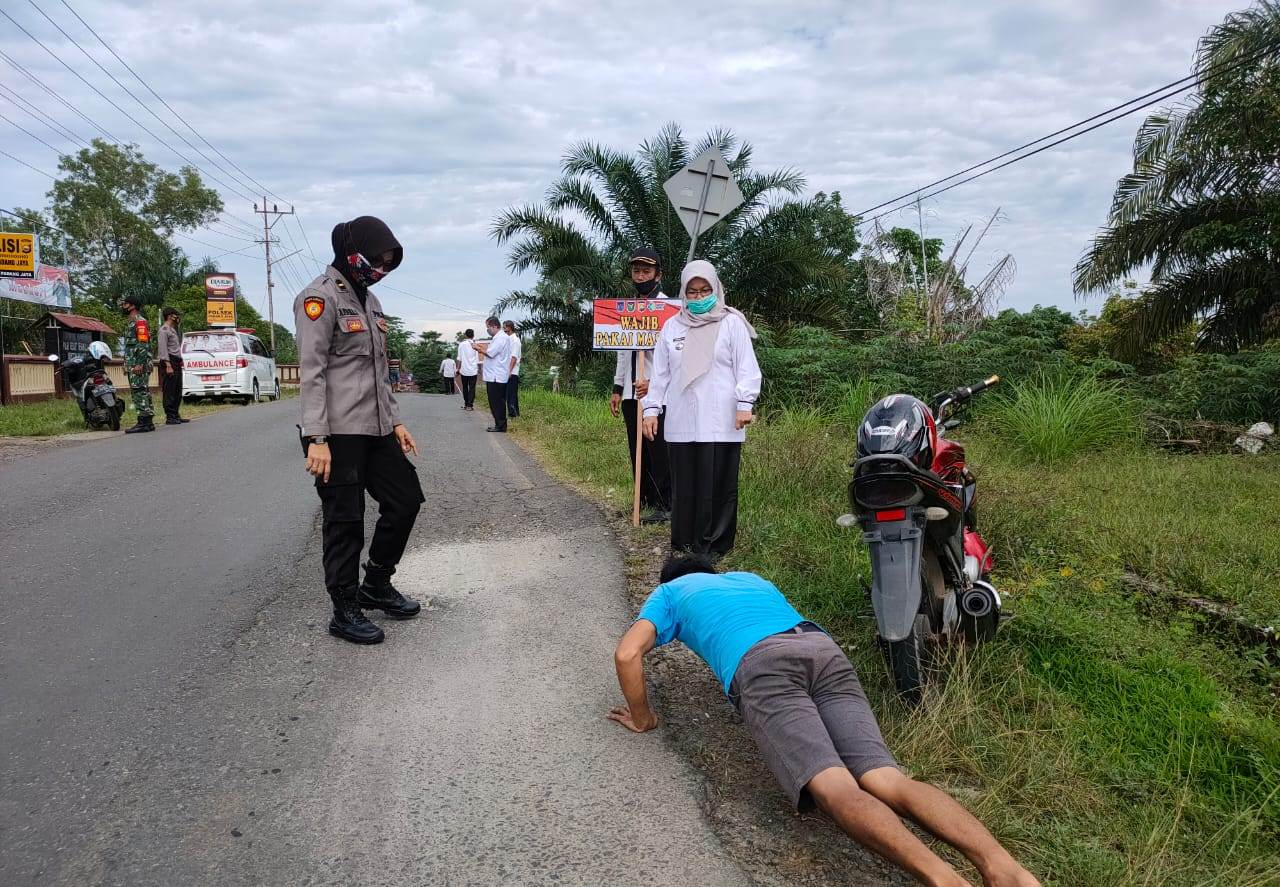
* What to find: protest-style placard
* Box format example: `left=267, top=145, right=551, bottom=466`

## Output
left=591, top=298, right=682, bottom=351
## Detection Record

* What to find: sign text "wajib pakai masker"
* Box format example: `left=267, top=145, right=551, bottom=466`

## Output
left=591, top=299, right=682, bottom=351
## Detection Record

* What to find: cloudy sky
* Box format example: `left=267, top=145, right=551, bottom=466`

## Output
left=0, top=0, right=1243, bottom=338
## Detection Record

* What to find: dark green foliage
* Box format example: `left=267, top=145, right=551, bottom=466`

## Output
left=757, top=306, right=1079, bottom=411
left=1135, top=346, right=1280, bottom=424
left=1074, top=3, right=1280, bottom=353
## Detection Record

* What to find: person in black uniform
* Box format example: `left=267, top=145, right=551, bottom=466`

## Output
left=294, top=215, right=424, bottom=645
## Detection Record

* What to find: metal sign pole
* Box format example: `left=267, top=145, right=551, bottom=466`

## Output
left=685, top=157, right=717, bottom=265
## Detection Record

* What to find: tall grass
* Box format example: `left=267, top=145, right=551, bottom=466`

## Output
left=511, top=388, right=1280, bottom=886
left=985, top=374, right=1140, bottom=464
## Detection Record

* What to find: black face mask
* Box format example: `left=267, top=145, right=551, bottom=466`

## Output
left=633, top=277, right=660, bottom=296
left=120, top=304, right=134, bottom=316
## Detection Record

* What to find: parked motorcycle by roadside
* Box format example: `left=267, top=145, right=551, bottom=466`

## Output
left=838, top=375, right=1003, bottom=702
left=48, top=342, right=125, bottom=431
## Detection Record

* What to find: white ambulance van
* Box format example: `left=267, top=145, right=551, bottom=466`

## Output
left=182, top=329, right=281, bottom=403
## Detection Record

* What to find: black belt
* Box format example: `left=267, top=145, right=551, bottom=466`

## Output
left=779, top=621, right=824, bottom=636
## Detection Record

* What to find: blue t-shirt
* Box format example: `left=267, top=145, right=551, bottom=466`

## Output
left=637, top=571, right=805, bottom=694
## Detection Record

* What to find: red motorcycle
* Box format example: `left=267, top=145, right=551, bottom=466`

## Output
left=841, top=376, right=1002, bottom=701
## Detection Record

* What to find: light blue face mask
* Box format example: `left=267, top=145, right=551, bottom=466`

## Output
left=686, top=292, right=718, bottom=314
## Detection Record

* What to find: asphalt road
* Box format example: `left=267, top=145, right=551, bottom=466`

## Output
left=0, top=394, right=746, bottom=886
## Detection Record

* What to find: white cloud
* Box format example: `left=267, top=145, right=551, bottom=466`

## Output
left=0, top=0, right=1242, bottom=335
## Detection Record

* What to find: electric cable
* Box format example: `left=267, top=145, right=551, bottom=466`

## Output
left=856, top=36, right=1280, bottom=222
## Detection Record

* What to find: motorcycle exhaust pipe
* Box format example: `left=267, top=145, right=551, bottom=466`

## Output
left=959, top=580, right=1001, bottom=620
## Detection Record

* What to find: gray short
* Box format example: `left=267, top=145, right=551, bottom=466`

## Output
left=729, top=627, right=898, bottom=811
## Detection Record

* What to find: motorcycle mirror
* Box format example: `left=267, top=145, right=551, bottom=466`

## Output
left=836, top=513, right=858, bottom=529
left=46, top=353, right=59, bottom=362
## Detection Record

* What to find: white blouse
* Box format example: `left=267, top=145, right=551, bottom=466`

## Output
left=641, top=314, right=762, bottom=443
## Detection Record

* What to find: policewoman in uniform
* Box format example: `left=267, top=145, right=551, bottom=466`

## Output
left=295, top=215, right=424, bottom=645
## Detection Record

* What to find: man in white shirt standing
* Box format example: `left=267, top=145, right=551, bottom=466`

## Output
left=474, top=316, right=514, bottom=432
left=503, top=320, right=522, bottom=418
left=438, top=354, right=457, bottom=395
left=610, top=247, right=672, bottom=524
left=456, top=328, right=479, bottom=411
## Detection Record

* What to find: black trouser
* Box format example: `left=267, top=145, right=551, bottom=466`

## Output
left=621, top=400, right=671, bottom=511
left=309, top=433, right=425, bottom=594
left=161, top=357, right=183, bottom=419
left=668, top=441, right=742, bottom=557
left=506, top=373, right=520, bottom=417
left=486, top=380, right=508, bottom=430
left=442, top=377, right=454, bottom=394
left=460, top=374, right=477, bottom=408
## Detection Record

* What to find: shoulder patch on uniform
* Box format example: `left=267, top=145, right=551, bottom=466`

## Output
left=304, top=296, right=325, bottom=320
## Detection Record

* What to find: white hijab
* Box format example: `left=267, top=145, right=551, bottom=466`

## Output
left=677, top=260, right=757, bottom=390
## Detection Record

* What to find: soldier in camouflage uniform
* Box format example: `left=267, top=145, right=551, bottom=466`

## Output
left=119, top=294, right=156, bottom=434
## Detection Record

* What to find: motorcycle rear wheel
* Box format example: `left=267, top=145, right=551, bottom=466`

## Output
left=884, top=613, right=935, bottom=704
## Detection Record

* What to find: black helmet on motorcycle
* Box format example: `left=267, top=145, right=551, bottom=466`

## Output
left=858, top=394, right=935, bottom=469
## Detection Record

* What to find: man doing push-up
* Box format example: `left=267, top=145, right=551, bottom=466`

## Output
left=608, top=555, right=1040, bottom=887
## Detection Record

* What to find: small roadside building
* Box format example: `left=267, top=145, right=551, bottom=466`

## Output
left=31, top=312, right=116, bottom=362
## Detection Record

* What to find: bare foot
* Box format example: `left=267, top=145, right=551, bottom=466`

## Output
left=982, top=860, right=1041, bottom=887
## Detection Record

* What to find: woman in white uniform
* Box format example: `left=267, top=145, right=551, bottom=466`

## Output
left=642, top=260, right=761, bottom=557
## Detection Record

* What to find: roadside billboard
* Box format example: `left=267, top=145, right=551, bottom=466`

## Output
left=0, top=232, right=38, bottom=279
left=204, top=273, right=236, bottom=328
left=0, top=264, right=71, bottom=308
left=591, top=298, right=682, bottom=351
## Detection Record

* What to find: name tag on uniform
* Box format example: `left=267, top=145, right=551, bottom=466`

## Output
left=674, top=336, right=686, bottom=352
left=341, top=316, right=366, bottom=333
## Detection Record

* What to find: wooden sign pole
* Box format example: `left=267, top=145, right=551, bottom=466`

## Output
left=632, top=350, right=646, bottom=528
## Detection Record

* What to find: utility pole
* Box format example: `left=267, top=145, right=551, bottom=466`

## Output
left=253, top=198, right=299, bottom=354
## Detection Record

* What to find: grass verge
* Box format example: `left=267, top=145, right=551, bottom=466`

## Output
left=0, top=390, right=292, bottom=437
left=510, top=387, right=1280, bottom=887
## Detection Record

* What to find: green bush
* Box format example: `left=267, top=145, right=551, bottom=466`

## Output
left=985, top=374, right=1141, bottom=464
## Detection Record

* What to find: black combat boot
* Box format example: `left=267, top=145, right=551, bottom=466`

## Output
left=357, top=560, right=421, bottom=619
left=124, top=416, right=155, bottom=434
left=327, top=587, right=385, bottom=644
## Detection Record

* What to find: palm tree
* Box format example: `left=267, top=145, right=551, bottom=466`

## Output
left=1073, top=2, right=1280, bottom=355
left=491, top=124, right=856, bottom=366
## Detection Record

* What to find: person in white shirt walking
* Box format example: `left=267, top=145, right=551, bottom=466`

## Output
left=456, top=329, right=479, bottom=410
left=642, top=260, right=761, bottom=557
left=439, top=354, right=457, bottom=395
left=503, top=320, right=522, bottom=418
left=474, top=316, right=514, bottom=432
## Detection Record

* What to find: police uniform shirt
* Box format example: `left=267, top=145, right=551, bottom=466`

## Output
left=482, top=331, right=512, bottom=384
left=457, top=339, right=479, bottom=376
left=641, top=313, right=761, bottom=443
left=157, top=324, right=181, bottom=362
left=294, top=267, right=401, bottom=438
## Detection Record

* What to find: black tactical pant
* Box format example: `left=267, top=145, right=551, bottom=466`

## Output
left=161, top=358, right=183, bottom=419
left=311, top=433, right=425, bottom=592
left=460, top=374, right=477, bottom=408
left=621, top=400, right=671, bottom=511
left=668, top=441, right=741, bottom=557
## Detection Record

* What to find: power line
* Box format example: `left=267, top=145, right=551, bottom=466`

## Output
left=2, top=84, right=89, bottom=147
left=0, top=6, right=263, bottom=223
left=0, top=46, right=117, bottom=141
left=0, top=148, right=56, bottom=179
left=57, top=0, right=291, bottom=206
left=0, top=109, right=65, bottom=153
left=855, top=36, right=1280, bottom=223
left=25, top=0, right=265, bottom=205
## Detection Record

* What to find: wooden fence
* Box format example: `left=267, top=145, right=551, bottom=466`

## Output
left=1, top=355, right=160, bottom=406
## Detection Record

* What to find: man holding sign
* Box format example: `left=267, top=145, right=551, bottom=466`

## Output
left=608, top=248, right=672, bottom=524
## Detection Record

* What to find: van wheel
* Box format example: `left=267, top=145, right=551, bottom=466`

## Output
left=250, top=379, right=260, bottom=403
left=272, top=380, right=281, bottom=400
